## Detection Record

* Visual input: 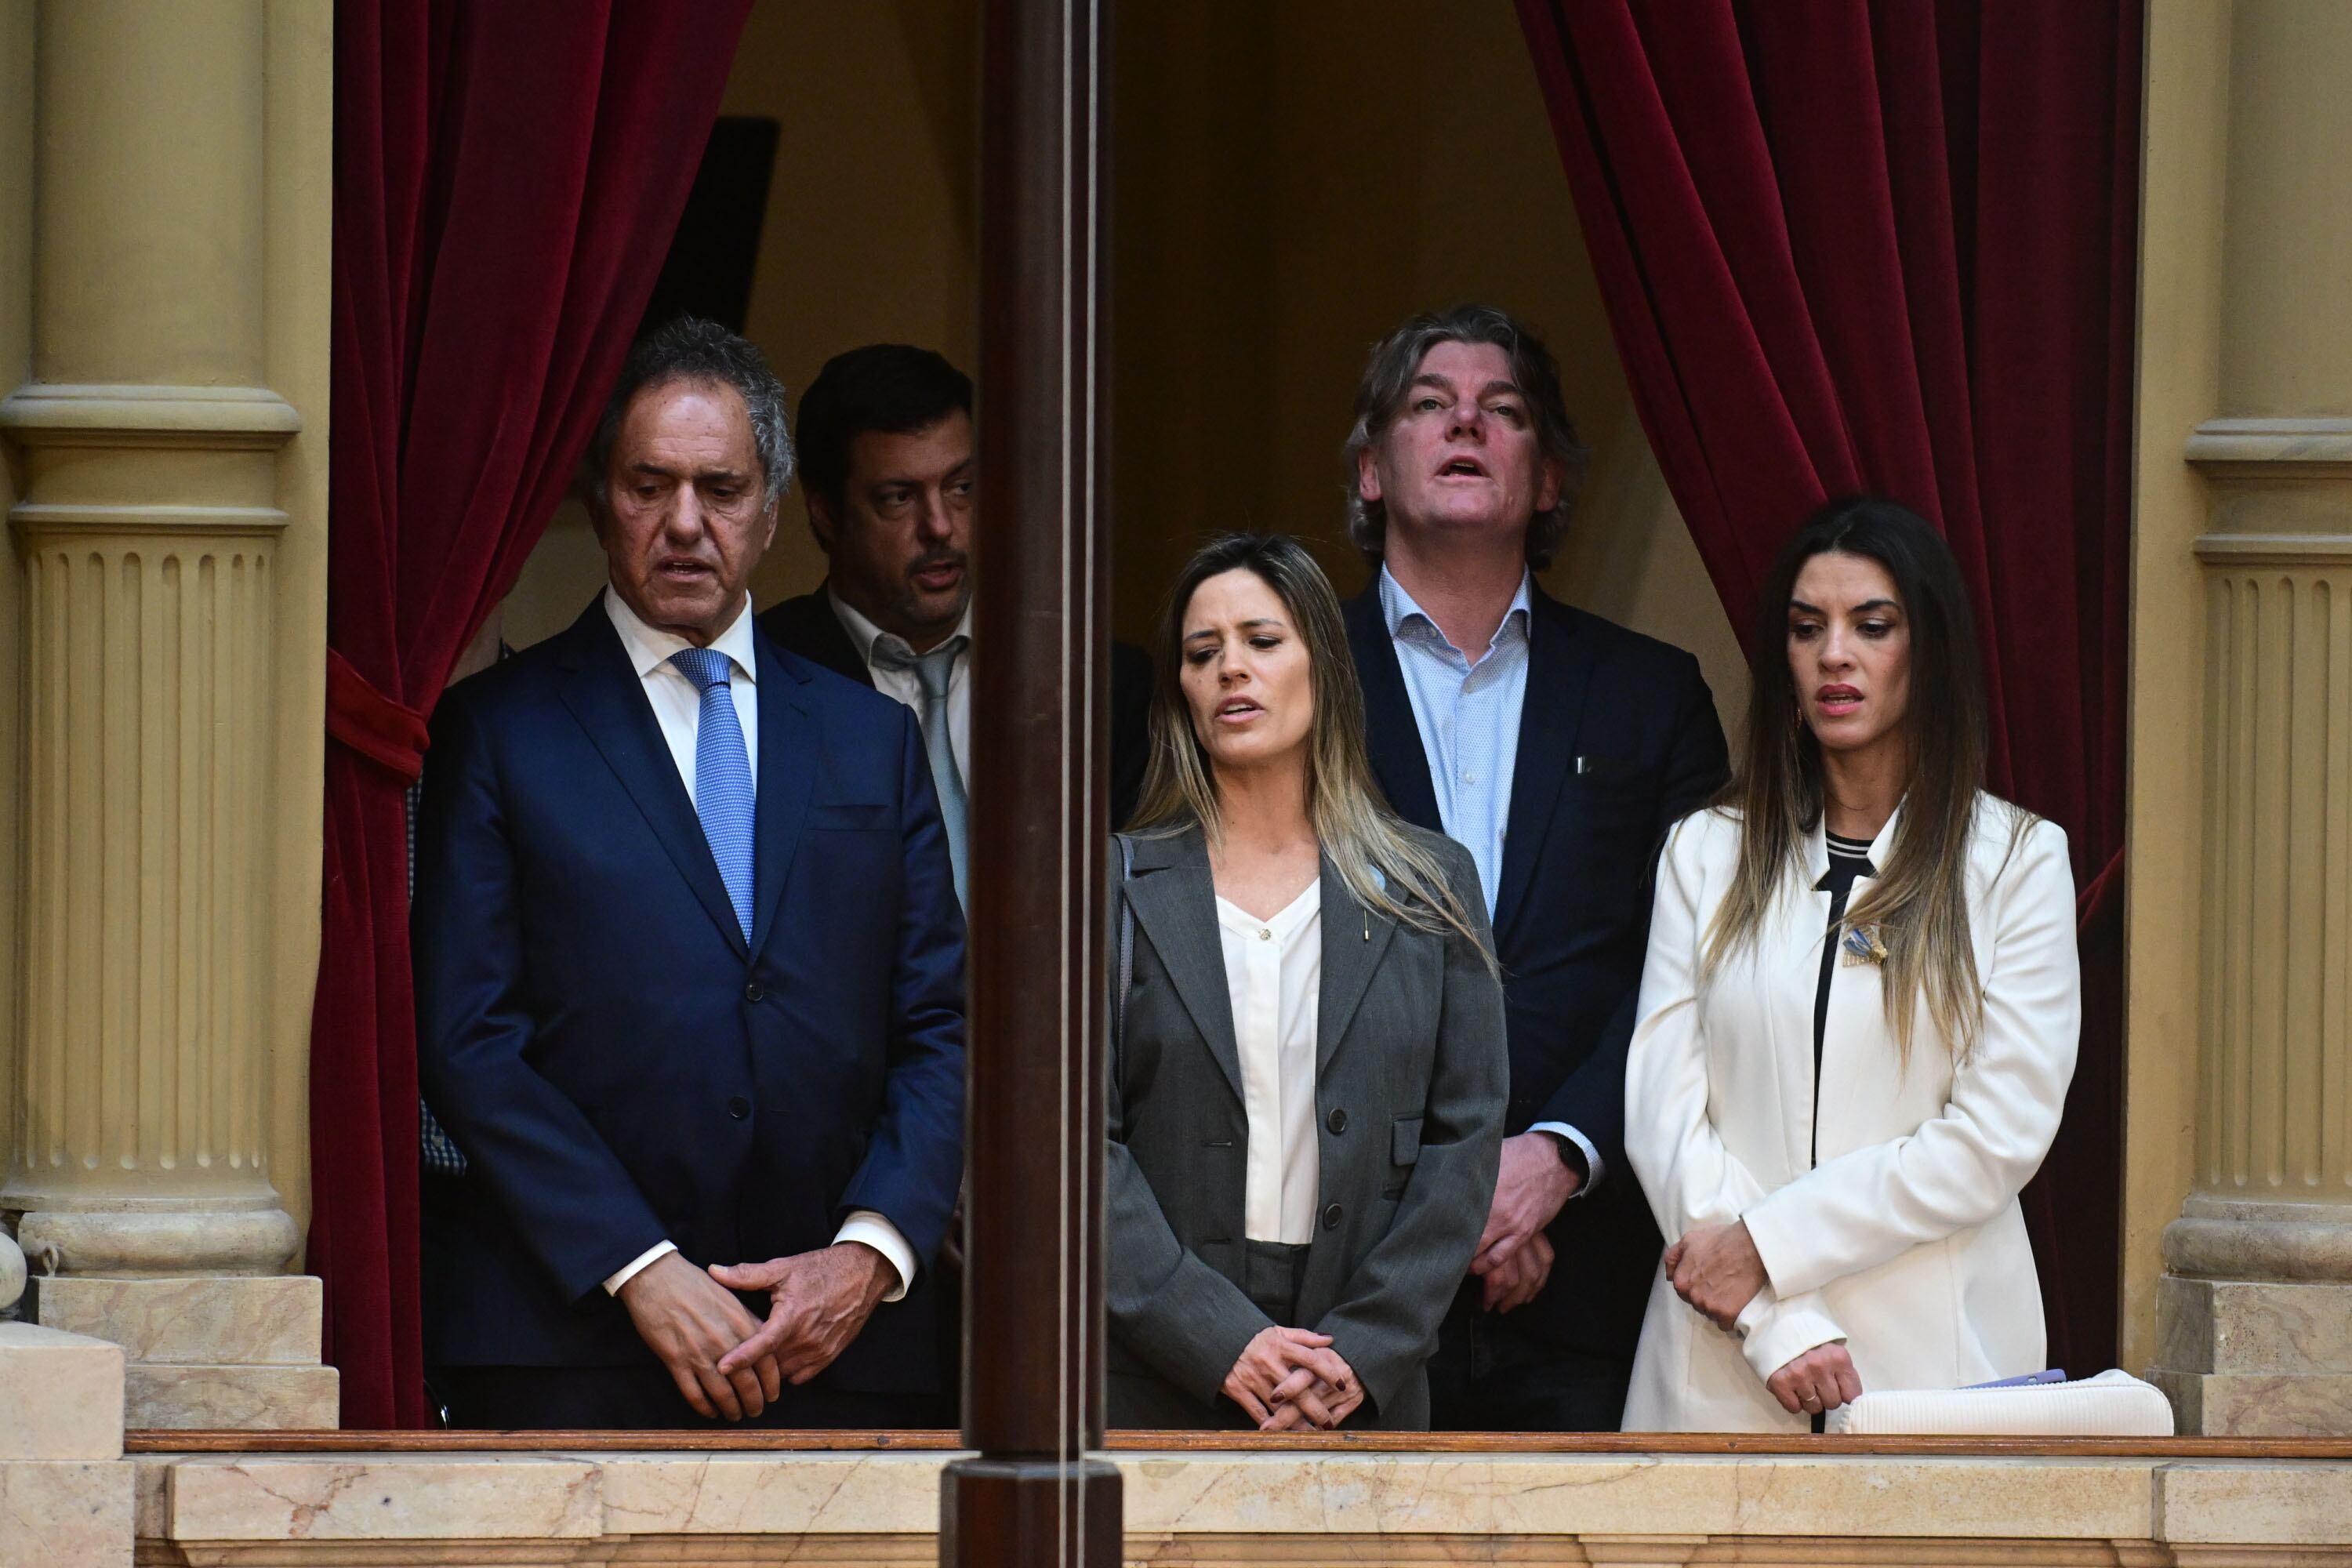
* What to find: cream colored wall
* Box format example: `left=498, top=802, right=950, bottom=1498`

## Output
left=2121, top=0, right=2229, bottom=1386
left=0, top=0, right=31, bottom=1206
left=1110, top=2, right=1746, bottom=726
left=262, top=0, right=333, bottom=1251
left=499, top=2, right=1744, bottom=737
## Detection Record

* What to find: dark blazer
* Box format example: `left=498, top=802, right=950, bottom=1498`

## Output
left=413, top=597, right=967, bottom=1399
left=1344, top=582, right=1728, bottom=1363
left=760, top=589, right=1157, bottom=829
left=1105, top=825, right=1508, bottom=1428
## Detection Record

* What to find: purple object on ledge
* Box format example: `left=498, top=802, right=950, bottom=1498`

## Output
left=1965, top=1368, right=2069, bottom=1388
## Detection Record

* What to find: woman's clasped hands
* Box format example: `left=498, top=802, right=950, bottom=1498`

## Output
left=1664, top=1219, right=1862, bottom=1417
left=1221, top=1326, right=1363, bottom=1432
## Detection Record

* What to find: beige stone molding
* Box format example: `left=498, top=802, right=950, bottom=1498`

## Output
left=2165, top=1198, right=2352, bottom=1282
left=0, top=383, right=299, bottom=451
left=2186, top=417, right=2352, bottom=476
left=2192, top=532, right=2352, bottom=563
left=99, top=1449, right=2352, bottom=1565
left=8, top=503, right=289, bottom=536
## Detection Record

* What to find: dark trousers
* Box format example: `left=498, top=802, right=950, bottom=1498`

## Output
left=433, top=1363, right=949, bottom=1431
left=1425, top=1288, right=1632, bottom=1432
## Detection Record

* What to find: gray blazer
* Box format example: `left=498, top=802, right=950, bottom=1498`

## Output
left=1106, top=823, right=1508, bottom=1428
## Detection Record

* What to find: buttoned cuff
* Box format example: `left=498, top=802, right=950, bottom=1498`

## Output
left=602, top=1239, right=677, bottom=1297
left=835, top=1210, right=915, bottom=1303
left=1530, top=1121, right=1605, bottom=1196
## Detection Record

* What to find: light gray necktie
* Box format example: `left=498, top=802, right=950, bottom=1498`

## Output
left=875, top=635, right=969, bottom=905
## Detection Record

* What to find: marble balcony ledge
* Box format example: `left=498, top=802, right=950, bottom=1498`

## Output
left=122, top=1444, right=2352, bottom=1564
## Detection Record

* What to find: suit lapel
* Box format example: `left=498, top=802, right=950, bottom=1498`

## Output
left=799, top=586, right=875, bottom=687
left=555, top=599, right=748, bottom=957
left=1493, top=589, right=1597, bottom=938
left=1123, top=829, right=1244, bottom=1106
left=748, top=632, right=818, bottom=960
left=1344, top=586, right=1441, bottom=829
left=1314, top=855, right=1396, bottom=1077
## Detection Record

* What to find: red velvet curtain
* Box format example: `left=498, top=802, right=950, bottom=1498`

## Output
left=314, top=0, right=751, bottom=1427
left=1516, top=0, right=2140, bottom=1373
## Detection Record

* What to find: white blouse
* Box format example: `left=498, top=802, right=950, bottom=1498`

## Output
left=1214, top=881, right=1323, bottom=1245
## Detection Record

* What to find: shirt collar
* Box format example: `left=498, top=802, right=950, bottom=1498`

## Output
left=604, top=583, right=760, bottom=683
left=1805, top=797, right=1905, bottom=883
left=827, top=584, right=975, bottom=663
left=1378, top=562, right=1533, bottom=656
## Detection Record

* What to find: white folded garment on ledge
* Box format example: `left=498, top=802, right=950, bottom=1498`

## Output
left=1824, top=1370, right=2176, bottom=1436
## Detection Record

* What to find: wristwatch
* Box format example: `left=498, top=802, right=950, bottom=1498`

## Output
left=1535, top=1128, right=1590, bottom=1188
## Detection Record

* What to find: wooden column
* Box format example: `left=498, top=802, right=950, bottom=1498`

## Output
left=940, top=0, right=1122, bottom=1562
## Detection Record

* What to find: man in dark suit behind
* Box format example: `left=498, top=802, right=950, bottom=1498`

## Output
left=1340, top=304, right=1730, bottom=1431
left=415, top=318, right=965, bottom=1428
left=757, top=343, right=1154, bottom=865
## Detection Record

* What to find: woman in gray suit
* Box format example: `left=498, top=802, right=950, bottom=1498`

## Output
left=1109, top=533, right=1508, bottom=1432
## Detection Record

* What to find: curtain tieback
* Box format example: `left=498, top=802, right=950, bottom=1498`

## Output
left=327, top=647, right=431, bottom=783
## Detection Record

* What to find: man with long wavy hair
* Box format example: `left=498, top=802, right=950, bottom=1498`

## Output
left=1338, top=304, right=1730, bottom=1431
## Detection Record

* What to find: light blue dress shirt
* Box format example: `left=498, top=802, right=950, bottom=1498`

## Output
left=1378, top=564, right=1603, bottom=1193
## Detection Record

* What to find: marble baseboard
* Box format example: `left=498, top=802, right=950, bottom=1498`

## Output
left=0, top=1322, right=125, bottom=1460
left=129, top=1540, right=2346, bottom=1567
left=1120, top=1452, right=2159, bottom=1540
left=125, top=1363, right=339, bottom=1431
left=0, top=1459, right=132, bottom=1568
left=121, top=1450, right=2352, bottom=1559
left=28, top=1276, right=322, bottom=1367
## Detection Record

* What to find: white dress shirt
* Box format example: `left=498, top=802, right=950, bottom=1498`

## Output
left=1214, top=880, right=1323, bottom=1245
left=829, top=591, right=974, bottom=782
left=597, top=586, right=916, bottom=1303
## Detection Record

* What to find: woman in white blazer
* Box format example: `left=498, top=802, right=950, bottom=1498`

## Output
left=1622, top=496, right=2079, bottom=1432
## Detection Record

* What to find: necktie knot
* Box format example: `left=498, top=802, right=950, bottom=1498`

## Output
left=669, top=646, right=734, bottom=693
left=872, top=635, right=967, bottom=703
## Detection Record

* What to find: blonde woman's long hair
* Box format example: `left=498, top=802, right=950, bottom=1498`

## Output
left=1703, top=496, right=2031, bottom=1064
left=1129, top=533, right=1494, bottom=970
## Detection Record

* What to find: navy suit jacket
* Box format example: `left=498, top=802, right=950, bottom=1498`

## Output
left=1345, top=582, right=1728, bottom=1362
left=414, top=598, right=967, bottom=1395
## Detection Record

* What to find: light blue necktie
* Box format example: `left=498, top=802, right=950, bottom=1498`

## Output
left=873, top=634, right=969, bottom=906
left=670, top=647, right=754, bottom=941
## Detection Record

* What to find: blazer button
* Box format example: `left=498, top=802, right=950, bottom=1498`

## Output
left=1327, top=1108, right=1348, bottom=1134
left=744, top=982, right=764, bottom=1003
left=1322, top=1203, right=1343, bottom=1231
left=726, top=1095, right=751, bottom=1120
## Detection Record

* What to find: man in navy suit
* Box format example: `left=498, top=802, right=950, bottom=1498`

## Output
left=1340, top=305, right=1729, bottom=1430
left=415, top=318, right=965, bottom=1428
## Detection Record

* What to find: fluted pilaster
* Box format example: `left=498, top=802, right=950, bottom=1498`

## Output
left=6, top=509, right=292, bottom=1272
left=2142, top=5, right=2352, bottom=1439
